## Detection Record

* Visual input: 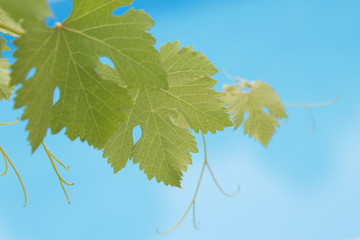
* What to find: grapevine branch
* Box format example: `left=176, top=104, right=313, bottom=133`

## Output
left=0, top=118, right=27, bottom=207
left=156, top=131, right=240, bottom=234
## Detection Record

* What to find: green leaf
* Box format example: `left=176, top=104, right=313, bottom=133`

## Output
left=0, top=36, right=12, bottom=100
left=170, top=109, right=190, bottom=129
left=66, top=0, right=167, bottom=89
left=108, top=89, right=198, bottom=187
left=96, top=64, right=126, bottom=88
left=104, top=88, right=199, bottom=187
left=9, top=0, right=167, bottom=151
left=104, top=41, right=232, bottom=187
left=160, top=41, right=218, bottom=80
left=0, top=6, right=23, bottom=37
left=0, top=36, right=9, bottom=53
left=160, top=41, right=233, bottom=134
left=0, top=0, right=51, bottom=23
left=0, top=58, right=13, bottom=101
left=222, top=81, right=287, bottom=146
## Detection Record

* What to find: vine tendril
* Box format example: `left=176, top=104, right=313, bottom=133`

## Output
left=42, top=142, right=74, bottom=204
left=206, top=161, right=240, bottom=197
left=283, top=97, right=339, bottom=108
left=192, top=200, right=201, bottom=230
left=0, top=118, right=27, bottom=207
left=284, top=96, right=339, bottom=133
left=0, top=146, right=27, bottom=207
left=0, top=117, right=19, bottom=126
left=0, top=148, right=8, bottom=177
left=157, top=131, right=240, bottom=234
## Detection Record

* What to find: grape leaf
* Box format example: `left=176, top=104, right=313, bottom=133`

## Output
left=222, top=81, right=287, bottom=146
left=0, top=6, right=23, bottom=37
left=104, top=41, right=232, bottom=187
left=170, top=109, right=190, bottom=129
left=0, top=59, right=12, bottom=101
left=106, top=88, right=199, bottom=187
left=0, top=36, right=9, bottom=53
left=8, top=0, right=167, bottom=151
left=159, top=41, right=233, bottom=133
left=0, top=0, right=51, bottom=23
left=96, top=63, right=126, bottom=88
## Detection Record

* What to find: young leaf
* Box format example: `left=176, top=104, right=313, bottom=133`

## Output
left=170, top=109, right=190, bottom=129
left=0, top=37, right=9, bottom=52
left=96, top=63, right=126, bottom=88
left=8, top=0, right=167, bottom=151
left=0, top=0, right=51, bottom=23
left=0, top=36, right=12, bottom=100
left=104, top=41, right=232, bottom=187
left=0, top=59, right=12, bottom=101
left=0, top=6, right=23, bottom=36
left=222, top=81, right=287, bottom=146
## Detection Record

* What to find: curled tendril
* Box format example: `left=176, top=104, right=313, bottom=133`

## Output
left=284, top=96, right=339, bottom=133
left=157, top=131, right=240, bottom=234
left=192, top=200, right=200, bottom=230
left=0, top=147, right=8, bottom=176
left=0, top=117, right=19, bottom=126
left=0, top=118, right=27, bottom=207
left=0, top=146, right=27, bottom=207
left=206, top=162, right=240, bottom=197
left=42, top=142, right=74, bottom=204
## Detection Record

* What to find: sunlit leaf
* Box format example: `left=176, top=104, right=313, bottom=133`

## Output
left=222, top=81, right=287, bottom=146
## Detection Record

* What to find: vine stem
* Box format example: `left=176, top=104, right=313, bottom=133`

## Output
left=0, top=22, right=24, bottom=36
left=157, top=131, right=240, bottom=234
left=42, top=142, right=74, bottom=204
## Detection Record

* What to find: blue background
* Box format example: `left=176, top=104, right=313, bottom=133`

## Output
left=1, top=0, right=359, bottom=239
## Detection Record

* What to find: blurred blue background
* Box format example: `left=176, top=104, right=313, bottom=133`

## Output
left=0, top=0, right=359, bottom=239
